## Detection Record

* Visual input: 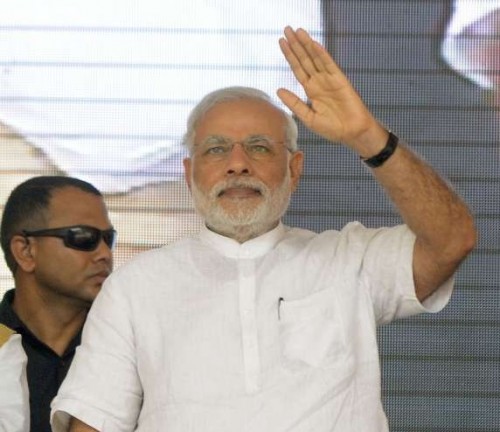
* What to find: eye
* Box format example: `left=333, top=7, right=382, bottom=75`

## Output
left=199, top=136, right=230, bottom=156
left=205, top=145, right=228, bottom=155
left=246, top=138, right=273, bottom=154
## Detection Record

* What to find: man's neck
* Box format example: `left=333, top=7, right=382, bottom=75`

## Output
left=12, top=287, right=88, bottom=356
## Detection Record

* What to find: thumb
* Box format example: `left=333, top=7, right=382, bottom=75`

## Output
left=276, top=88, right=312, bottom=125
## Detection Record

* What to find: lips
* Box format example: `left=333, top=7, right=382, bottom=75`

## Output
left=90, top=270, right=111, bottom=283
left=218, top=187, right=262, bottom=199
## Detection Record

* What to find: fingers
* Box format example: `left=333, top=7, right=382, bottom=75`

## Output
left=279, top=27, right=320, bottom=85
left=279, top=34, right=310, bottom=85
left=292, top=27, right=327, bottom=74
left=310, top=40, right=344, bottom=77
left=280, top=26, right=342, bottom=80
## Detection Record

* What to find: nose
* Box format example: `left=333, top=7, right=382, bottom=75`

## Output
left=225, top=142, right=252, bottom=176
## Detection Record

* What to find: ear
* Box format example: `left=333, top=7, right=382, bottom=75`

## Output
left=289, top=150, right=304, bottom=192
left=183, top=157, right=193, bottom=190
left=10, top=235, right=36, bottom=273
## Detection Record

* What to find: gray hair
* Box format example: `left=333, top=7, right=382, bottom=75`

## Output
left=182, top=86, right=298, bottom=155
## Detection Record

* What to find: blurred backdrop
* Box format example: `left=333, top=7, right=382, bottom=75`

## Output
left=0, top=1, right=498, bottom=430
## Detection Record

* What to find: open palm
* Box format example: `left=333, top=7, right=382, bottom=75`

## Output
left=277, top=27, right=377, bottom=148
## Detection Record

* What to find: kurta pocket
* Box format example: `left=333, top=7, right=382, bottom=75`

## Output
left=278, top=289, right=346, bottom=371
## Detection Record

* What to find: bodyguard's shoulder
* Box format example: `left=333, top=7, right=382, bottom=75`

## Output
left=0, top=323, right=16, bottom=348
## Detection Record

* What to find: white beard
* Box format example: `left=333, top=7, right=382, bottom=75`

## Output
left=190, top=172, right=292, bottom=242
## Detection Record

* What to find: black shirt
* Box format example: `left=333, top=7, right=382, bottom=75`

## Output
left=0, top=289, right=82, bottom=432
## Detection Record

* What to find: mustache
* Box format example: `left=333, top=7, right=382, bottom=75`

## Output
left=210, top=178, right=268, bottom=198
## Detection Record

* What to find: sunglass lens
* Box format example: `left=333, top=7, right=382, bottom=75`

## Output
left=102, top=230, right=117, bottom=250
left=68, top=227, right=100, bottom=251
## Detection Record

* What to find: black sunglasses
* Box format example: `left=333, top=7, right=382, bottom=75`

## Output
left=22, top=225, right=117, bottom=252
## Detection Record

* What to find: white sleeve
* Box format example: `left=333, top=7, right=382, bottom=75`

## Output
left=50, top=276, right=142, bottom=432
left=355, top=224, right=454, bottom=324
left=0, top=332, right=30, bottom=432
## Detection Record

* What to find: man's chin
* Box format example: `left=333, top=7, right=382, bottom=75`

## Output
left=216, top=206, right=266, bottom=225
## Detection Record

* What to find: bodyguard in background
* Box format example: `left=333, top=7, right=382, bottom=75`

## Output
left=0, top=176, right=115, bottom=432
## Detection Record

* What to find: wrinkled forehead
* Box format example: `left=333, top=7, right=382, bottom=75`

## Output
left=194, top=98, right=288, bottom=140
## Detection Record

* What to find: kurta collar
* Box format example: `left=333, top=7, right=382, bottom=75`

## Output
left=199, top=222, right=287, bottom=259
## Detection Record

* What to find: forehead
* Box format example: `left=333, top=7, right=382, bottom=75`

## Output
left=47, top=187, right=109, bottom=226
left=194, top=98, right=287, bottom=140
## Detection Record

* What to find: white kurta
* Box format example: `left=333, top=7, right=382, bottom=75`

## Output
left=51, top=222, right=453, bottom=431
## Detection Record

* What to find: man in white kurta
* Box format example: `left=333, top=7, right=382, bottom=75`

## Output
left=50, top=27, right=476, bottom=431
left=51, top=223, right=453, bottom=431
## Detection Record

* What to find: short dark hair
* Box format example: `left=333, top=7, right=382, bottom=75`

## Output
left=1, top=176, right=102, bottom=274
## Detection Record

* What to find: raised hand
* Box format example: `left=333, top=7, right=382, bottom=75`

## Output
left=277, top=26, right=383, bottom=151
